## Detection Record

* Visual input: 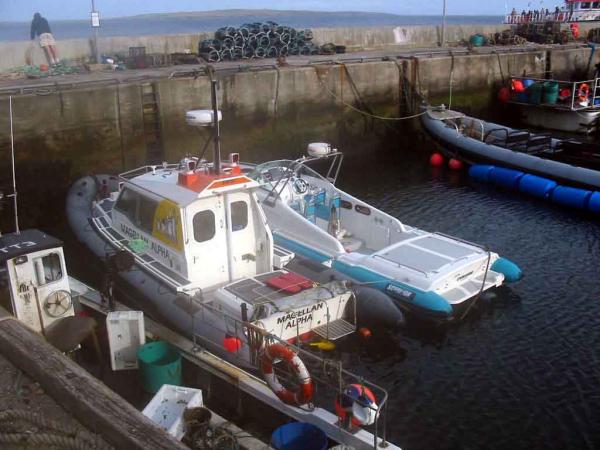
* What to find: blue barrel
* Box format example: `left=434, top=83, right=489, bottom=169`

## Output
left=518, top=174, right=557, bottom=199
left=468, top=164, right=495, bottom=182
left=271, top=423, right=327, bottom=450
left=551, top=186, right=592, bottom=210
left=523, top=79, right=535, bottom=88
left=588, top=191, right=600, bottom=213
left=137, top=341, right=182, bottom=393
left=489, top=167, right=525, bottom=190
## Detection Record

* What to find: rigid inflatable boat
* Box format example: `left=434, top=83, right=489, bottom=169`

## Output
left=243, top=144, right=522, bottom=322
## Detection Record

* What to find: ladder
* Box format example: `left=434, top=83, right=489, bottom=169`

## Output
left=141, top=82, right=165, bottom=164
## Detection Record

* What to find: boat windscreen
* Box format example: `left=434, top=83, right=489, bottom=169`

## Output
left=248, top=159, right=333, bottom=193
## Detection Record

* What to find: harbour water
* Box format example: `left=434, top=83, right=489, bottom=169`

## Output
left=4, top=116, right=599, bottom=448
left=336, top=146, right=600, bottom=449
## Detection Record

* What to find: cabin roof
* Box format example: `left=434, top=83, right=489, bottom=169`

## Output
left=0, top=229, right=62, bottom=263
left=126, top=167, right=259, bottom=206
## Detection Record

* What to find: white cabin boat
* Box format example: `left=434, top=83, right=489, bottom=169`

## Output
left=244, top=144, right=523, bottom=321
left=505, top=1, right=600, bottom=23
left=66, top=157, right=359, bottom=406
left=506, top=76, right=600, bottom=134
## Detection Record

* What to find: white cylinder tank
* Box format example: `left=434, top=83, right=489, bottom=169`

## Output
left=186, top=109, right=222, bottom=127
left=307, top=142, right=332, bottom=158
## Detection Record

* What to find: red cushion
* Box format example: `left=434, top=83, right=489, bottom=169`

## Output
left=265, top=272, right=313, bottom=294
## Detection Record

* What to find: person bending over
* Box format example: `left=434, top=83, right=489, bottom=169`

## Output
left=30, top=12, right=58, bottom=65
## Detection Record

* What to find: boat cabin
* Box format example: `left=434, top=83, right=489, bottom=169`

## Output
left=0, top=229, right=74, bottom=333
left=110, top=158, right=273, bottom=291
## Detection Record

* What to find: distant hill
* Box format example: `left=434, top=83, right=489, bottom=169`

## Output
left=127, top=9, right=408, bottom=21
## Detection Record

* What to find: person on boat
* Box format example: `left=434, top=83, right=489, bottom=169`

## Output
left=30, top=12, right=58, bottom=66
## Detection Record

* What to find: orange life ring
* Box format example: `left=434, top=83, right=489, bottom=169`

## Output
left=578, top=83, right=590, bottom=102
left=260, top=343, right=313, bottom=405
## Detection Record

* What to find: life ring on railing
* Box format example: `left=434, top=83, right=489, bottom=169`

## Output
left=260, top=344, right=313, bottom=405
left=578, top=83, right=590, bottom=102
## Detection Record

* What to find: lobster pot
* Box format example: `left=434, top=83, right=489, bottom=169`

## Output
left=468, top=164, right=495, bottom=182
left=588, top=191, right=600, bottom=213
left=551, top=186, right=592, bottom=210
left=137, top=341, right=182, bottom=393
left=518, top=174, right=557, bottom=199
left=271, top=423, right=327, bottom=450
left=488, top=167, right=524, bottom=190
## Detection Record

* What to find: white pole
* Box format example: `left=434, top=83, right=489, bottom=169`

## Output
left=91, top=0, right=99, bottom=63
left=441, top=0, right=447, bottom=47
left=9, top=96, right=19, bottom=234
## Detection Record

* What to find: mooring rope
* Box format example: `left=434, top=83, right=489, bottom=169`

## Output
left=314, top=68, right=426, bottom=121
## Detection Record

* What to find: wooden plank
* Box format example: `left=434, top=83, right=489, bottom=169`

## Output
left=0, top=316, right=187, bottom=450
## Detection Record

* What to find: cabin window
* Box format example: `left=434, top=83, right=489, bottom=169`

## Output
left=193, top=210, right=216, bottom=243
left=231, top=201, right=248, bottom=231
left=115, top=188, right=138, bottom=223
left=340, top=200, right=352, bottom=210
left=138, top=196, right=158, bottom=234
left=355, top=204, right=371, bottom=215
left=34, top=253, right=62, bottom=286
left=582, top=2, right=591, bottom=8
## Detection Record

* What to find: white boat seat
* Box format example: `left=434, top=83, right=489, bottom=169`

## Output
left=340, top=236, right=363, bottom=253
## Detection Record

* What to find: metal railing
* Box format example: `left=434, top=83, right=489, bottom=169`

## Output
left=509, top=76, right=600, bottom=111
left=185, top=294, right=390, bottom=449
left=504, top=12, right=572, bottom=24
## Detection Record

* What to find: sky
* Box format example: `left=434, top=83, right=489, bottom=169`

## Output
left=0, top=0, right=561, bottom=22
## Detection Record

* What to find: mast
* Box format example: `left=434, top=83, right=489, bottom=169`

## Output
left=9, top=96, right=19, bottom=234
left=211, top=79, right=221, bottom=175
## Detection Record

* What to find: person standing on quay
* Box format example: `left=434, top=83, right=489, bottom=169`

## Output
left=30, top=12, right=59, bottom=65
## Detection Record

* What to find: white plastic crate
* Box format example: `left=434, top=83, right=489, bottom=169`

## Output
left=106, top=310, right=145, bottom=371
left=142, top=384, right=204, bottom=440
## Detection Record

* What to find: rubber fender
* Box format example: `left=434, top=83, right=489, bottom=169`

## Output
left=412, top=291, right=453, bottom=318
left=518, top=174, right=557, bottom=199
left=491, top=257, right=523, bottom=283
left=587, top=191, right=600, bottom=213
left=468, top=164, right=495, bottom=182
left=551, top=185, right=592, bottom=210
left=488, top=167, right=525, bottom=190
left=353, top=286, right=405, bottom=328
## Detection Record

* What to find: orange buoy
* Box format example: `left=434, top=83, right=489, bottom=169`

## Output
left=358, top=327, right=372, bottom=339
left=448, top=158, right=463, bottom=171
left=223, top=335, right=242, bottom=353
left=430, top=153, right=444, bottom=167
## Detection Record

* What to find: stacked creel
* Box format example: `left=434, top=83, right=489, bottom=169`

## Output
left=198, top=21, right=325, bottom=62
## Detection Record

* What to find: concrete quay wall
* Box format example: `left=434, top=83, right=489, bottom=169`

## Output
left=0, top=24, right=511, bottom=71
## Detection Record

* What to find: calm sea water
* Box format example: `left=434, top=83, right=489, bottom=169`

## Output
left=335, top=146, right=600, bottom=450
left=0, top=14, right=503, bottom=42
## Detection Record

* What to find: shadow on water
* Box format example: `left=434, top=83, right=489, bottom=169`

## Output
left=4, top=112, right=600, bottom=449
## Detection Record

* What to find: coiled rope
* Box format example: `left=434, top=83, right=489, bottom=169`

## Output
left=0, top=410, right=112, bottom=450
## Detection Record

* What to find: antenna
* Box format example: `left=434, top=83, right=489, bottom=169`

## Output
left=8, top=96, right=19, bottom=234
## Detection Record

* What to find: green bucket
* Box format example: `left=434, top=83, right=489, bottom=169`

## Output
left=527, top=82, right=543, bottom=105
left=469, top=34, right=485, bottom=47
left=137, top=341, right=182, bottom=393
left=542, top=81, right=559, bottom=104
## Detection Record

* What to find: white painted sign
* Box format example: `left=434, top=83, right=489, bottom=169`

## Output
left=91, top=12, right=100, bottom=28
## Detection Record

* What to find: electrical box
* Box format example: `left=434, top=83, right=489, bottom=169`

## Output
left=142, top=384, right=204, bottom=440
left=106, top=310, right=145, bottom=371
